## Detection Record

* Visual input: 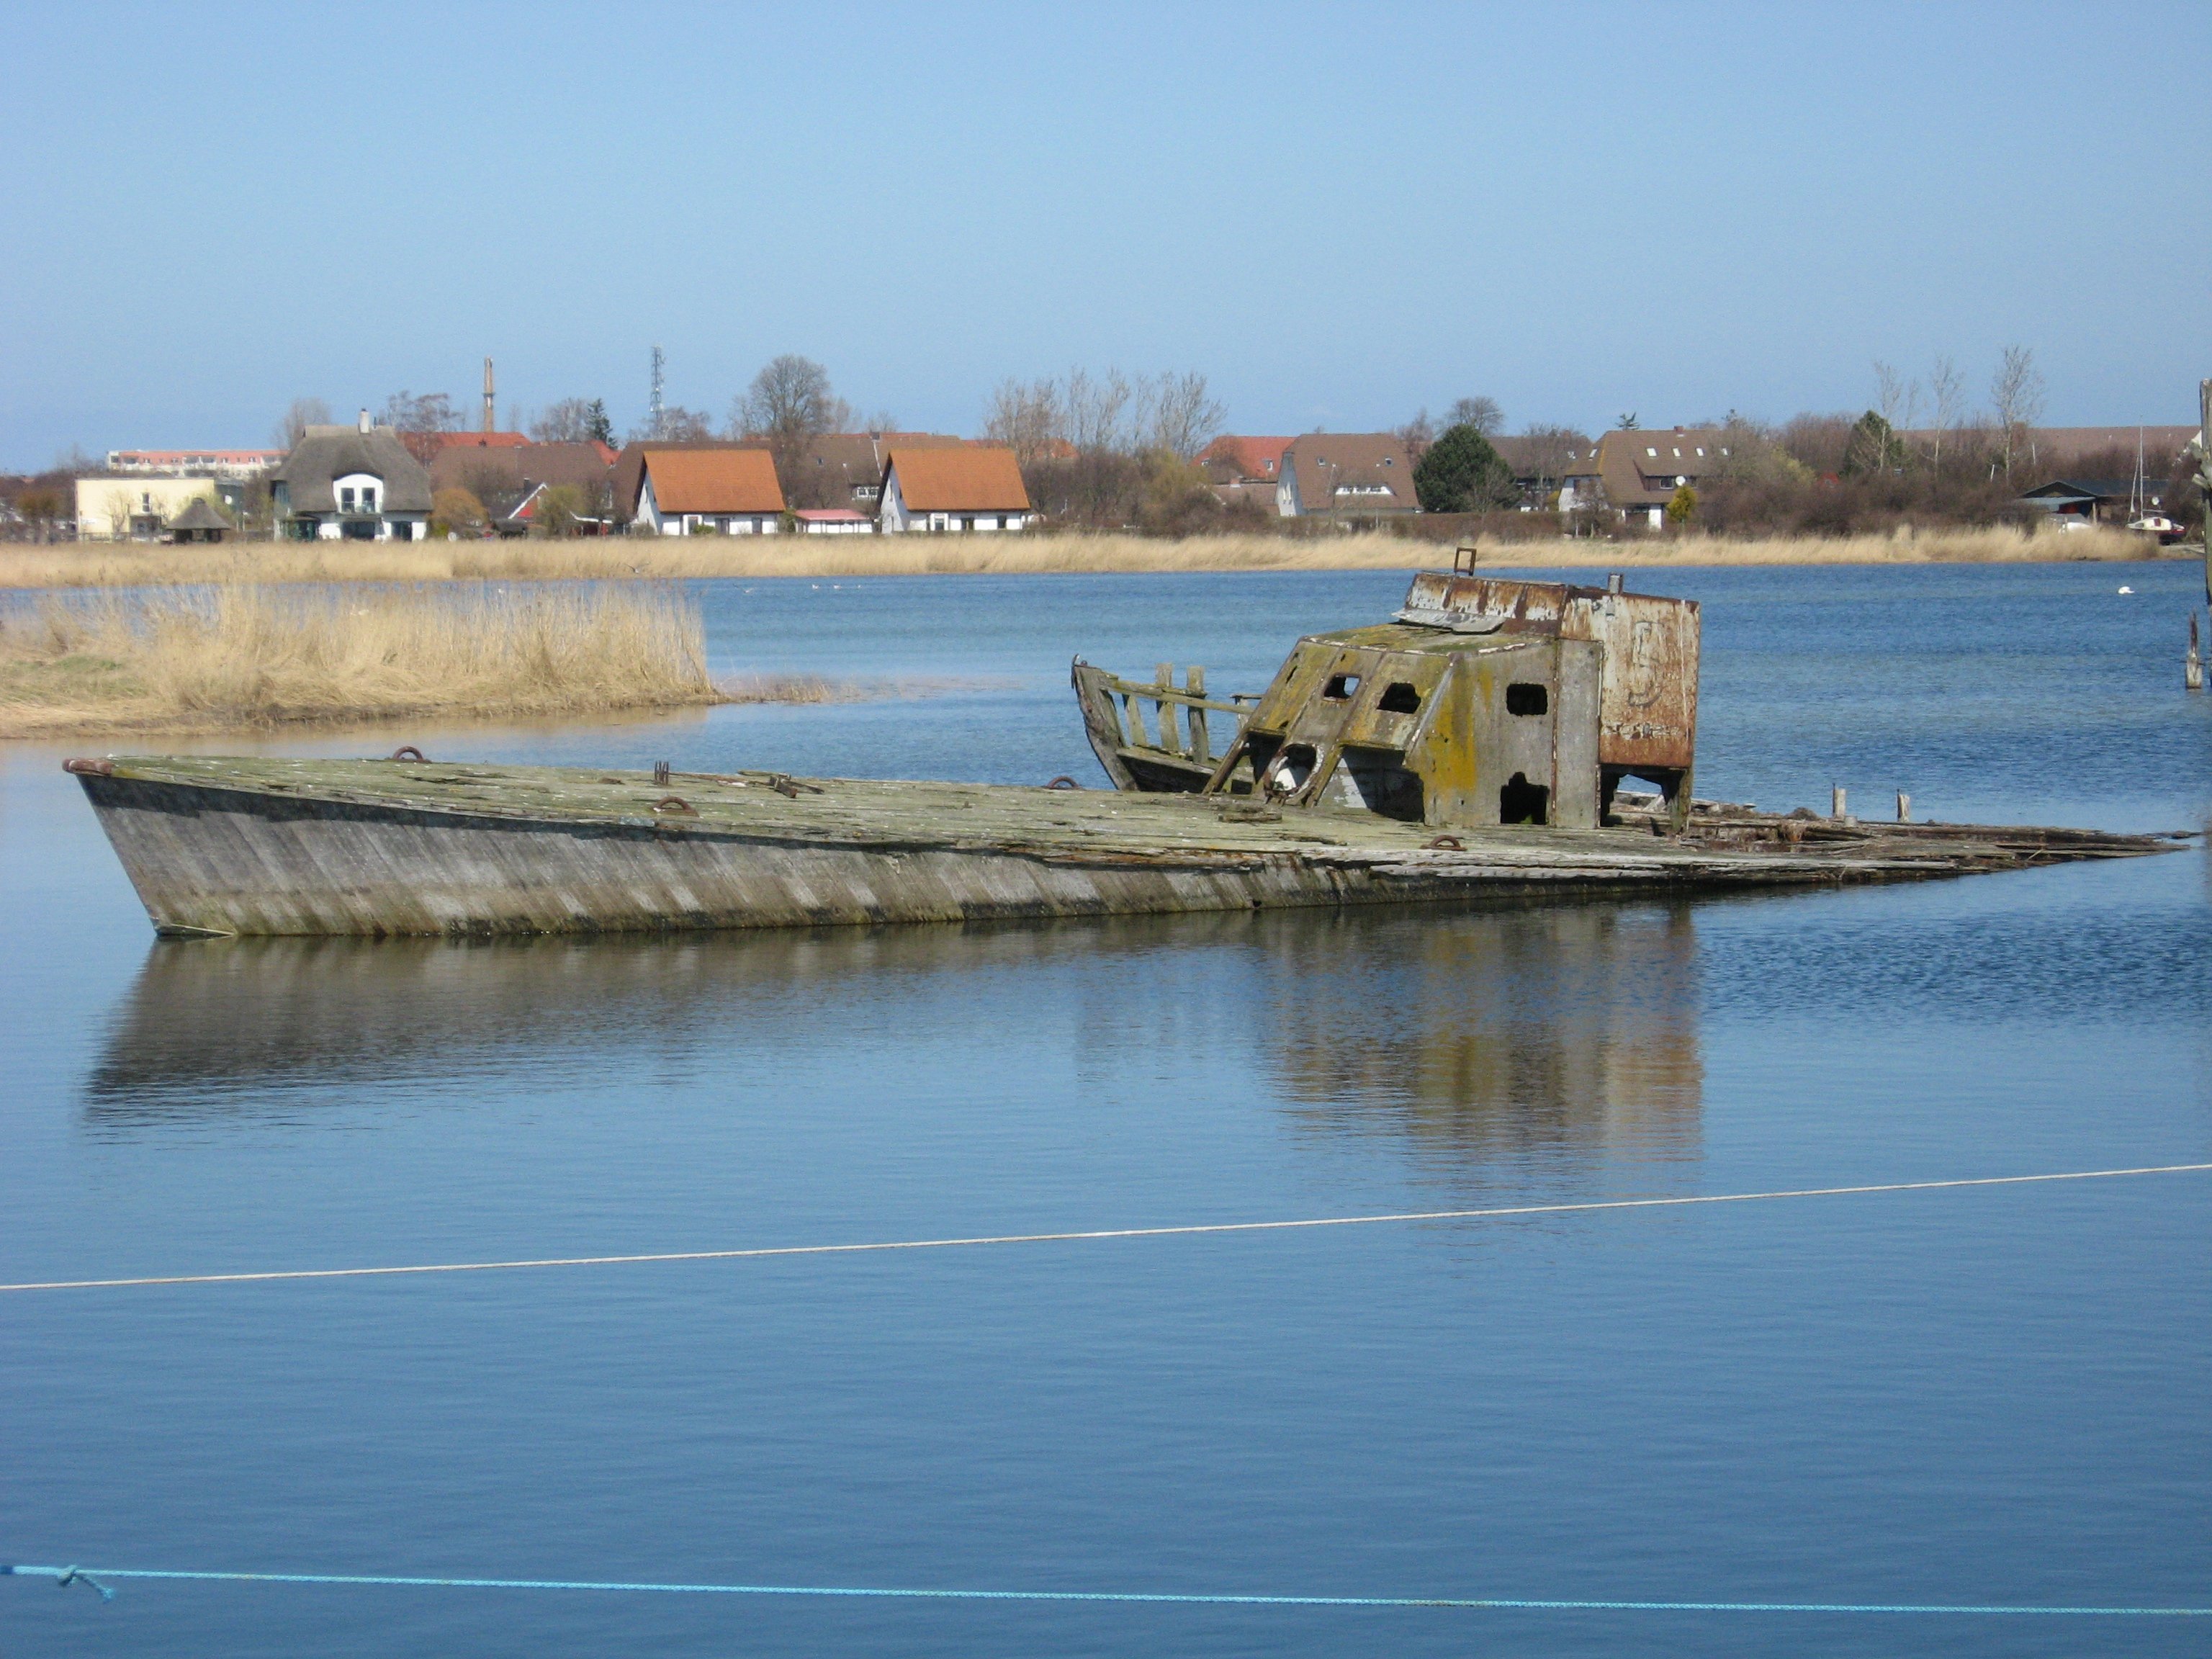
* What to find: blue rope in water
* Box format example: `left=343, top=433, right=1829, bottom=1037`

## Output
left=6, top=1565, right=2206, bottom=1617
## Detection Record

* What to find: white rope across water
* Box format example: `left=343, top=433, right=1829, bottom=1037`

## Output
left=3, top=1163, right=2206, bottom=1295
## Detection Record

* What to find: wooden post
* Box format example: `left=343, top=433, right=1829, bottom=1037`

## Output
left=1897, top=791, right=1911, bottom=822
left=1187, top=666, right=1212, bottom=764
left=1832, top=784, right=1847, bottom=820
left=2188, top=614, right=2203, bottom=691
left=1121, top=691, right=1149, bottom=748
left=1154, top=662, right=1179, bottom=754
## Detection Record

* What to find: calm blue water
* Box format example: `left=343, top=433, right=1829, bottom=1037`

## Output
left=3, top=561, right=2208, bottom=1656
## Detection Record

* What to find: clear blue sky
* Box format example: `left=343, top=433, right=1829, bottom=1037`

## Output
left=4, top=1, right=2206, bottom=467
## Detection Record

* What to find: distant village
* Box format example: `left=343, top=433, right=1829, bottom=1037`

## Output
left=5, top=351, right=2200, bottom=546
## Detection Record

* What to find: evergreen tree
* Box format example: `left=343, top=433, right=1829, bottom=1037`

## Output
left=1413, top=423, right=1519, bottom=513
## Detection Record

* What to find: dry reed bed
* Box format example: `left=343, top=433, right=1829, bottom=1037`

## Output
left=0, top=524, right=2180, bottom=591
left=0, top=582, right=752, bottom=738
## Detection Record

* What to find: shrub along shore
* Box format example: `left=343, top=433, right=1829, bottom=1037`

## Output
left=0, top=580, right=835, bottom=739
left=0, top=523, right=2184, bottom=591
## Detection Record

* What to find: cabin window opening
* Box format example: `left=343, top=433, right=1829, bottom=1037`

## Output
left=1506, top=683, right=1549, bottom=716
left=1266, top=742, right=1318, bottom=796
left=1378, top=681, right=1421, bottom=714
left=1499, top=772, right=1549, bottom=824
left=1323, top=673, right=1360, bottom=701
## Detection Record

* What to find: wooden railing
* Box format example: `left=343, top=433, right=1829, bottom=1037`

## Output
left=1074, top=661, right=1254, bottom=768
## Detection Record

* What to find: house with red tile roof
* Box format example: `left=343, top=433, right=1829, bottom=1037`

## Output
left=1199, top=435, right=1292, bottom=482
left=878, top=445, right=1033, bottom=533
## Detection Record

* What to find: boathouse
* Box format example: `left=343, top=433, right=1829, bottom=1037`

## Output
left=162, top=498, right=233, bottom=543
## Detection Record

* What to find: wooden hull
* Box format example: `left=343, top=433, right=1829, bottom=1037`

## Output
left=69, top=760, right=2182, bottom=939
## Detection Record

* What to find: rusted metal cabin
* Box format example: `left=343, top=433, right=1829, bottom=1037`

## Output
left=1074, top=563, right=1701, bottom=832
left=1395, top=567, right=1701, bottom=824
left=1200, top=626, right=1604, bottom=828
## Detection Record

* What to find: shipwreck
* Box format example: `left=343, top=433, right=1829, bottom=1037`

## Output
left=67, top=564, right=2181, bottom=939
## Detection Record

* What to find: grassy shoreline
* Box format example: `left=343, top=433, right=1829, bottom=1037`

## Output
left=0, top=582, right=760, bottom=740
left=0, top=525, right=2188, bottom=589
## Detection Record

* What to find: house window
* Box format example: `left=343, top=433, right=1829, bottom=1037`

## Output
left=1645, top=447, right=1657, bottom=458
left=362, top=487, right=377, bottom=513
left=854, top=485, right=878, bottom=500
left=340, top=487, right=355, bottom=510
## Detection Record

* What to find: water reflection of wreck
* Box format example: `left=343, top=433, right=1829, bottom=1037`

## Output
left=1259, top=902, right=1703, bottom=1167
left=81, top=914, right=1349, bottom=1117
left=86, top=904, right=1701, bottom=1184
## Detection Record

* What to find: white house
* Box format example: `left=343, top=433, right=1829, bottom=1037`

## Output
left=878, top=444, right=1033, bottom=533
left=626, top=448, right=786, bottom=534
left=267, top=413, right=433, bottom=540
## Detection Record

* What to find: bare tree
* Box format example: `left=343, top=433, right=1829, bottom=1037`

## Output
left=984, top=377, right=1064, bottom=467
left=1927, top=354, right=1966, bottom=474
left=627, top=405, right=714, bottom=444
left=273, top=397, right=331, bottom=450
left=1871, top=360, right=1921, bottom=465
left=378, top=391, right=461, bottom=462
left=1395, top=408, right=1437, bottom=464
left=533, top=397, right=614, bottom=444
left=102, top=485, right=138, bottom=539
left=1989, top=345, right=2046, bottom=477
left=1062, top=367, right=1133, bottom=455
left=1141, top=371, right=1226, bottom=461
left=1518, top=422, right=1593, bottom=493
left=732, top=356, right=852, bottom=447
left=656, top=406, right=716, bottom=443
left=379, top=391, right=459, bottom=433
left=1449, top=396, right=1504, bottom=435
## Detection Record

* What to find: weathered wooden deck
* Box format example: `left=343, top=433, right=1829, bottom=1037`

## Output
left=67, top=756, right=2184, bottom=938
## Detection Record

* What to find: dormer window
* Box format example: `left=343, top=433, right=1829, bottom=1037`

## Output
left=340, top=487, right=355, bottom=511
left=362, top=487, right=377, bottom=513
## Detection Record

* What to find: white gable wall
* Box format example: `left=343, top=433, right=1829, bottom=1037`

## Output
left=878, top=464, right=912, bottom=533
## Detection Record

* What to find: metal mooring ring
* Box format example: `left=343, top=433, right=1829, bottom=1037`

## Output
left=390, top=745, right=427, bottom=762
left=1046, top=775, right=1080, bottom=790
left=1425, top=835, right=1465, bottom=851
left=653, top=796, right=697, bottom=814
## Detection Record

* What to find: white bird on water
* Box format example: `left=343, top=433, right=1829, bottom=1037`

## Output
left=2117, top=585, right=2134, bottom=594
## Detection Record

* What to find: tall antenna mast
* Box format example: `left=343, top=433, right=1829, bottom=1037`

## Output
left=482, top=357, right=495, bottom=433
left=649, top=346, right=665, bottom=441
